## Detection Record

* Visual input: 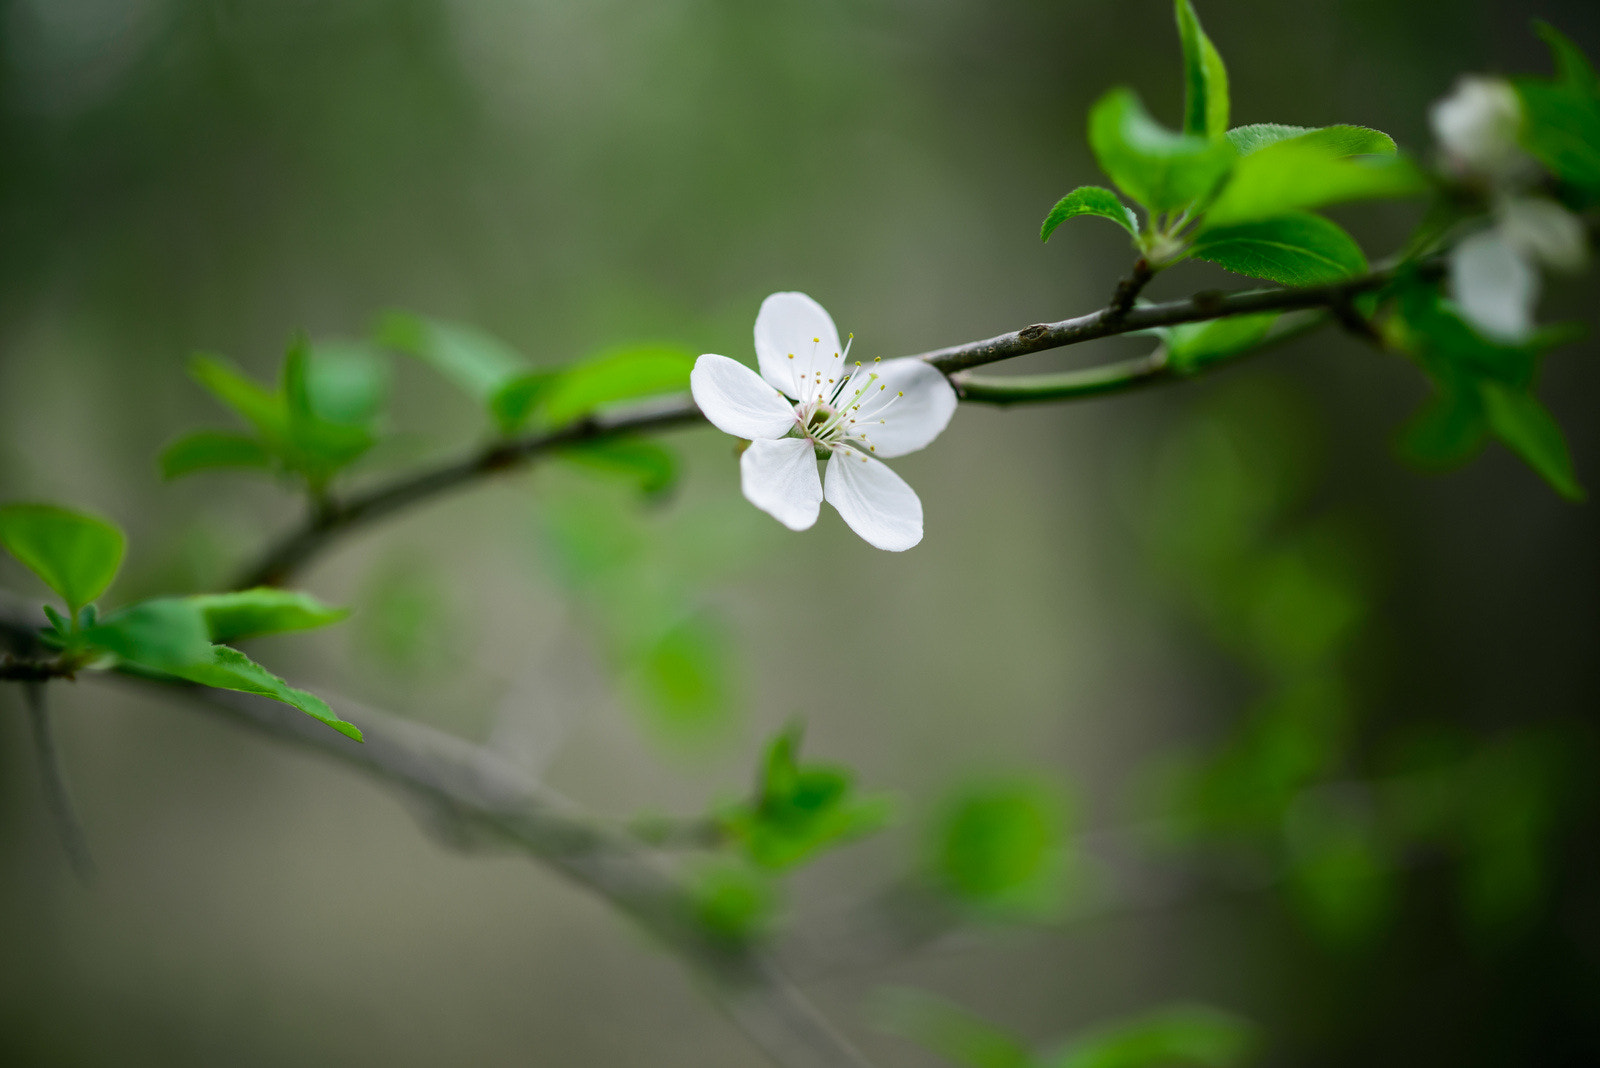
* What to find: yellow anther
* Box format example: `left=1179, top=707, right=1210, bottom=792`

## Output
left=787, top=354, right=794, bottom=359
left=897, top=391, right=903, bottom=397
left=813, top=337, right=820, bottom=342
left=874, top=357, right=881, bottom=362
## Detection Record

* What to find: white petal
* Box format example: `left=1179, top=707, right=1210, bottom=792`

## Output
left=842, top=357, right=958, bottom=459
left=754, top=292, right=844, bottom=402
left=1499, top=196, right=1589, bottom=273
left=691, top=353, right=798, bottom=440
left=823, top=450, right=922, bottom=551
left=741, top=437, right=823, bottom=531
left=1451, top=229, right=1539, bottom=342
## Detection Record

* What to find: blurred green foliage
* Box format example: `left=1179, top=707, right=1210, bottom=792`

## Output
left=877, top=988, right=1258, bottom=1068
left=715, top=724, right=894, bottom=871
left=926, top=776, right=1075, bottom=919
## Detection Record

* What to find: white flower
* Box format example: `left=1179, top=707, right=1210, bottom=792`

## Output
left=1451, top=194, right=1589, bottom=342
left=1430, top=76, right=1591, bottom=343
left=1429, top=76, right=1532, bottom=182
left=690, top=292, right=957, bottom=551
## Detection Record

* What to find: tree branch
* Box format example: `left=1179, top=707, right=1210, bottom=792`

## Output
left=916, top=269, right=1396, bottom=375
left=952, top=309, right=1330, bottom=405
left=0, top=597, right=876, bottom=1068
left=234, top=268, right=1407, bottom=588
left=234, top=396, right=706, bottom=588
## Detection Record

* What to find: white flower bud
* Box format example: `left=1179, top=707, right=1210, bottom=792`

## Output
left=1429, top=76, right=1530, bottom=181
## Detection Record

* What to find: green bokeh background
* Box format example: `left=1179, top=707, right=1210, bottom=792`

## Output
left=1, top=1, right=1597, bottom=1064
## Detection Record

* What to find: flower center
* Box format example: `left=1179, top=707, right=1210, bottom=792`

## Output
left=791, top=358, right=907, bottom=457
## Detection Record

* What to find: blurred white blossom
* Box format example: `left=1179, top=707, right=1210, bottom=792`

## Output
left=1431, top=77, right=1589, bottom=341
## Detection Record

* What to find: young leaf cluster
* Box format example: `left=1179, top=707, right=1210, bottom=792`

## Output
left=162, top=338, right=386, bottom=494
left=715, top=724, right=893, bottom=871
left=0, top=503, right=358, bottom=739
left=1042, top=0, right=1416, bottom=289
left=164, top=315, right=700, bottom=512
left=1037, top=1, right=1595, bottom=501
left=378, top=311, right=696, bottom=443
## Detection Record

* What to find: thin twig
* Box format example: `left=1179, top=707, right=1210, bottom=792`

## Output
left=1107, top=257, right=1155, bottom=319
left=234, top=397, right=705, bottom=588
left=917, top=269, right=1399, bottom=375
left=953, top=309, right=1331, bottom=405
left=22, top=681, right=96, bottom=884
left=234, top=267, right=1417, bottom=589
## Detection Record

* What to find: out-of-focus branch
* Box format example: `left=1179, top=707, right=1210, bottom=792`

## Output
left=0, top=599, right=876, bottom=1068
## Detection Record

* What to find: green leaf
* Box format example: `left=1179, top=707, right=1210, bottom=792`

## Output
left=874, top=989, right=1033, bottom=1068
left=376, top=312, right=536, bottom=434
left=281, top=336, right=374, bottom=473
left=189, top=349, right=372, bottom=481
left=1041, top=1005, right=1258, bottom=1068
left=301, top=341, right=390, bottom=425
left=1190, top=212, right=1367, bottom=285
left=1535, top=21, right=1600, bottom=99
left=930, top=778, right=1068, bottom=915
left=1225, top=123, right=1397, bottom=157
left=1088, top=88, right=1236, bottom=213
left=285, top=417, right=374, bottom=478
left=1160, top=312, right=1280, bottom=374
left=186, top=588, right=351, bottom=643
left=1203, top=141, right=1426, bottom=228
left=688, top=861, right=775, bottom=947
left=190, top=355, right=290, bottom=443
left=0, top=503, right=127, bottom=614
left=1175, top=0, right=1229, bottom=139
left=81, top=598, right=214, bottom=672
left=561, top=438, right=681, bottom=496
left=1041, top=186, right=1139, bottom=242
left=490, top=371, right=560, bottom=433
left=159, top=431, right=273, bottom=480
left=719, top=725, right=894, bottom=871
left=1397, top=379, right=1490, bottom=469
left=1478, top=381, right=1584, bottom=500
left=281, top=334, right=316, bottom=423
left=177, top=645, right=361, bottom=741
left=1515, top=78, right=1600, bottom=202
left=82, top=596, right=361, bottom=740
left=537, top=345, right=696, bottom=428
